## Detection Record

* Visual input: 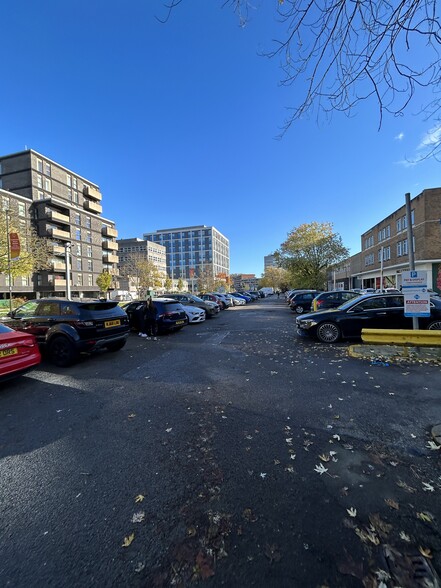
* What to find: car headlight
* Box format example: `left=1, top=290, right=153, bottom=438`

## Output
left=297, top=318, right=318, bottom=328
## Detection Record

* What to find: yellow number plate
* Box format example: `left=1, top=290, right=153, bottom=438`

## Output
left=104, top=319, right=121, bottom=328
left=0, top=347, right=18, bottom=358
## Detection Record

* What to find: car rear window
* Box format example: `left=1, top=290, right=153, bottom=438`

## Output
left=156, top=302, right=183, bottom=313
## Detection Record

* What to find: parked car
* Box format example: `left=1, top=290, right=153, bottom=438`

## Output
left=243, top=291, right=259, bottom=301
left=200, top=293, right=225, bottom=309
left=163, top=293, right=219, bottom=317
left=231, top=292, right=251, bottom=303
left=123, top=298, right=189, bottom=332
left=182, top=304, right=206, bottom=324
left=0, top=323, right=42, bottom=381
left=213, top=293, right=233, bottom=308
left=289, top=290, right=322, bottom=314
left=230, top=295, right=246, bottom=306
left=311, top=290, right=360, bottom=312
left=375, top=288, right=400, bottom=293
left=1, top=298, right=130, bottom=367
left=296, top=293, right=441, bottom=343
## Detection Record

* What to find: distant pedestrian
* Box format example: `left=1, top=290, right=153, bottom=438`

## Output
left=144, top=298, right=158, bottom=340
left=277, top=290, right=280, bottom=299
left=135, top=301, right=148, bottom=337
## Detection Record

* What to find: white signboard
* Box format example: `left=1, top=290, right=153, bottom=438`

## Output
left=402, top=270, right=430, bottom=317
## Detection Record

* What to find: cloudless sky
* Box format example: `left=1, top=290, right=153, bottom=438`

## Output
left=2, top=1, right=440, bottom=275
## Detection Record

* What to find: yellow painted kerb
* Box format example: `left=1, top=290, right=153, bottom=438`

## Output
left=361, top=329, right=441, bottom=347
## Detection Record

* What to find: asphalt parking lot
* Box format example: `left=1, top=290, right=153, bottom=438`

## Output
left=1, top=297, right=440, bottom=587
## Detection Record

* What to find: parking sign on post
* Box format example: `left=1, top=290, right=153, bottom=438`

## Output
left=402, top=270, right=430, bottom=317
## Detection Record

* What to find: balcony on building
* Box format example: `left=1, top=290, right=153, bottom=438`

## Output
left=51, top=278, right=67, bottom=287
left=52, top=261, right=67, bottom=271
left=83, top=184, right=102, bottom=201
left=47, top=227, right=71, bottom=240
left=102, top=240, right=118, bottom=251
left=103, top=253, right=119, bottom=264
left=52, top=244, right=66, bottom=256
left=102, top=226, right=118, bottom=238
left=84, top=199, right=103, bottom=214
left=46, top=209, right=70, bottom=224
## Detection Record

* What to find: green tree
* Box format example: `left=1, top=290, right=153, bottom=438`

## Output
left=197, top=267, right=217, bottom=293
left=119, top=252, right=163, bottom=298
left=0, top=209, right=51, bottom=278
left=260, top=267, right=291, bottom=292
left=277, top=222, right=349, bottom=290
left=177, top=278, right=184, bottom=292
left=96, top=271, right=112, bottom=297
left=164, top=274, right=172, bottom=292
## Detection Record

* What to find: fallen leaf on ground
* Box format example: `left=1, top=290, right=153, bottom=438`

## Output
left=135, top=494, right=145, bottom=503
left=384, top=498, right=399, bottom=510
left=314, top=464, right=328, bottom=475
left=346, top=507, right=357, bottom=517
left=419, top=546, right=433, bottom=558
left=422, top=482, right=435, bottom=492
left=122, top=533, right=135, bottom=547
left=132, top=511, right=145, bottom=523
left=417, top=511, right=433, bottom=523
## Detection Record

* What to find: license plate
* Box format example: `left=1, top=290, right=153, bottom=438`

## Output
left=175, top=320, right=185, bottom=325
left=104, top=319, right=121, bottom=328
left=0, top=347, right=18, bottom=358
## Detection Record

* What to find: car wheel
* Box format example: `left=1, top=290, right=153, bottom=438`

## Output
left=428, top=320, right=441, bottom=330
left=106, top=340, right=126, bottom=352
left=316, top=322, right=341, bottom=343
left=48, top=336, right=78, bottom=367
left=295, top=305, right=304, bottom=314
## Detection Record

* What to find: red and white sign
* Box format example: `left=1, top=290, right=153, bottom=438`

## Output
left=9, top=233, right=20, bottom=260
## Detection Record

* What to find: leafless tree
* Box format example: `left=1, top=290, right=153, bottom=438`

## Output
left=163, top=0, right=441, bottom=158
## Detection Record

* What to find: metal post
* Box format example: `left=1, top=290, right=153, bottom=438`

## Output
left=380, top=246, right=384, bottom=291
left=5, top=210, right=13, bottom=312
left=65, top=242, right=72, bottom=300
left=405, top=192, right=419, bottom=329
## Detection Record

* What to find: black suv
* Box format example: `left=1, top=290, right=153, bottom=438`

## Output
left=123, top=298, right=189, bottom=333
left=2, top=298, right=130, bottom=367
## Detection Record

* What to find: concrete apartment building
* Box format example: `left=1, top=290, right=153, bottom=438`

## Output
left=116, top=237, right=167, bottom=295
left=143, top=225, right=230, bottom=283
left=0, top=149, right=119, bottom=299
left=328, top=188, right=441, bottom=292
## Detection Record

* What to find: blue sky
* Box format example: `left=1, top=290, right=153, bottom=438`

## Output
left=2, top=1, right=440, bottom=276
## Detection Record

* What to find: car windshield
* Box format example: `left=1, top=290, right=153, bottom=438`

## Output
left=191, top=296, right=205, bottom=303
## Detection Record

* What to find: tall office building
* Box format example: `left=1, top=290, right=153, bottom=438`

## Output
left=264, top=254, right=277, bottom=270
left=0, top=149, right=119, bottom=299
left=143, top=225, right=230, bottom=281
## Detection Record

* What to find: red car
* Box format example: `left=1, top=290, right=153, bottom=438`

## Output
left=0, top=323, right=41, bottom=381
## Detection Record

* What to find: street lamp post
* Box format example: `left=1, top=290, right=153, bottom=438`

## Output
left=65, top=242, right=72, bottom=300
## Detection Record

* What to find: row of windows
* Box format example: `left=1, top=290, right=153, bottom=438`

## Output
left=149, top=230, right=213, bottom=240
left=74, top=229, right=93, bottom=243
left=365, top=237, right=416, bottom=265
left=36, top=158, right=51, bottom=177
left=74, top=213, right=92, bottom=228
left=364, top=209, right=415, bottom=249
